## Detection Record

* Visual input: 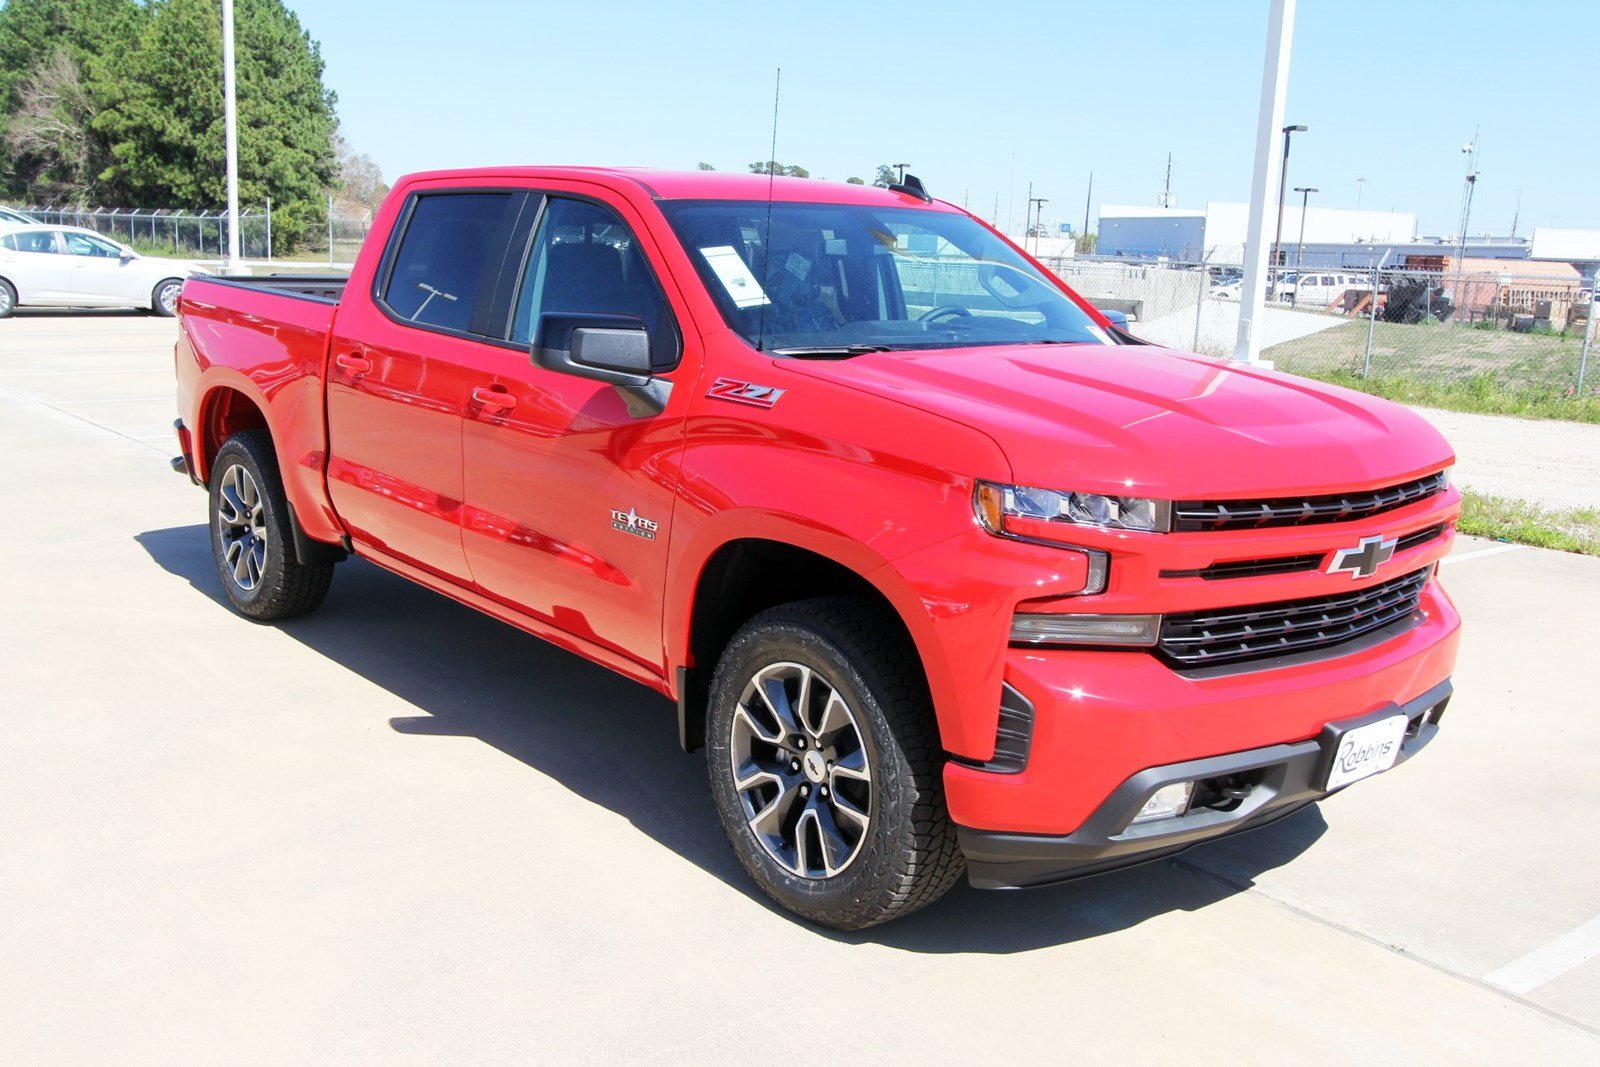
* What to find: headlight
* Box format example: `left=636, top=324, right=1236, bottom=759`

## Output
left=975, top=481, right=1171, bottom=536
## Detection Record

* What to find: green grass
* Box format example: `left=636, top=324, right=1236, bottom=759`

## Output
left=1458, top=491, right=1600, bottom=556
left=1306, top=370, right=1600, bottom=424
left=1263, top=318, right=1598, bottom=422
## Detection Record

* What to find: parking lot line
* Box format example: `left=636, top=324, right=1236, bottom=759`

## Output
left=1484, top=916, right=1600, bottom=995
left=1440, top=543, right=1523, bottom=566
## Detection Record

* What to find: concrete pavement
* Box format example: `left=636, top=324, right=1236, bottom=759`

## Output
left=1, top=312, right=1597, bottom=1062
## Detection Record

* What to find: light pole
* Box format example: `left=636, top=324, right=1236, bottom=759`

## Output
left=221, top=0, right=240, bottom=271
left=1293, top=186, right=1317, bottom=274
left=1355, top=176, right=1366, bottom=211
left=1269, top=123, right=1307, bottom=299
left=1029, top=196, right=1048, bottom=255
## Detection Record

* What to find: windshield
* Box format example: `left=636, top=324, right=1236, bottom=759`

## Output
left=660, top=200, right=1111, bottom=354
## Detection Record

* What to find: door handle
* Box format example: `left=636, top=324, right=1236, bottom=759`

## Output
left=334, top=352, right=372, bottom=375
left=471, top=385, right=517, bottom=410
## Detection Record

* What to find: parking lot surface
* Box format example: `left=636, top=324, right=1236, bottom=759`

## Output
left=3, top=312, right=1598, bottom=1062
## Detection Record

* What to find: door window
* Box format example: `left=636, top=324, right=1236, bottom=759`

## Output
left=511, top=198, right=674, bottom=368
left=379, top=192, right=519, bottom=334
left=63, top=231, right=123, bottom=257
left=7, top=230, right=61, bottom=254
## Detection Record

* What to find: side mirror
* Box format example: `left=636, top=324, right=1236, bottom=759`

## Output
left=1097, top=308, right=1130, bottom=329
left=120, top=250, right=135, bottom=263
left=533, top=312, right=671, bottom=417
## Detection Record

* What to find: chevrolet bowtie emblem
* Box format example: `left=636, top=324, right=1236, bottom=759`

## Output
left=1326, top=535, right=1397, bottom=580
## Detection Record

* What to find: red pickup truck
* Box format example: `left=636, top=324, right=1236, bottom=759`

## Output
left=173, top=168, right=1460, bottom=929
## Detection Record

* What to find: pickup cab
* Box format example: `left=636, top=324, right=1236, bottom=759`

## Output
left=173, top=168, right=1461, bottom=930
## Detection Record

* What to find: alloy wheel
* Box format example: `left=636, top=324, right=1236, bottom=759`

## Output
left=158, top=281, right=181, bottom=315
left=729, top=661, right=873, bottom=879
left=216, top=463, right=268, bottom=591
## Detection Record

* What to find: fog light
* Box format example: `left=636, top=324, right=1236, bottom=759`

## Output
left=1010, top=612, right=1161, bottom=647
left=1131, top=782, right=1194, bottom=824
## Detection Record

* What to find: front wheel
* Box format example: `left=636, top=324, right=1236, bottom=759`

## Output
left=208, top=430, right=333, bottom=619
left=152, top=277, right=183, bottom=317
left=706, top=598, right=963, bottom=929
left=0, top=279, right=16, bottom=318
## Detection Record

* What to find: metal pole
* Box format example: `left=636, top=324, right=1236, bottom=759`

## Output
left=1232, top=0, right=1298, bottom=365
left=1193, top=250, right=1210, bottom=352
left=1364, top=251, right=1390, bottom=378
left=1579, top=287, right=1597, bottom=395
left=222, top=0, right=241, bottom=271
left=265, top=197, right=272, bottom=260
left=1269, top=128, right=1298, bottom=299
left=328, top=196, right=335, bottom=266
left=1292, top=187, right=1317, bottom=301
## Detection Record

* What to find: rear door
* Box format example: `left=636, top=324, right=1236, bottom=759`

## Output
left=61, top=230, right=147, bottom=306
left=0, top=229, right=74, bottom=302
left=455, top=190, right=693, bottom=669
left=324, top=188, right=533, bottom=583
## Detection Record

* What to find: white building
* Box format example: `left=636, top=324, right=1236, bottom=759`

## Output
left=1098, top=202, right=1417, bottom=263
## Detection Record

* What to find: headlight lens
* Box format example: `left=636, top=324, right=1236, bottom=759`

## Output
left=976, top=481, right=1170, bottom=535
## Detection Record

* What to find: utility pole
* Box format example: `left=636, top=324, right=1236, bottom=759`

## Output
left=1456, top=130, right=1480, bottom=263
left=1024, top=182, right=1032, bottom=241
left=1355, top=176, right=1366, bottom=211
left=1233, top=0, right=1298, bottom=366
left=1159, top=152, right=1173, bottom=208
left=221, top=0, right=241, bottom=272
left=1510, top=185, right=1522, bottom=239
left=1029, top=195, right=1049, bottom=255
left=1082, top=170, right=1093, bottom=247
left=1293, top=186, right=1318, bottom=274
left=1269, top=124, right=1307, bottom=299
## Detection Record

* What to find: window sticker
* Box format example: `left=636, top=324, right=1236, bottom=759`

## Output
left=700, top=245, right=770, bottom=308
left=785, top=252, right=810, bottom=281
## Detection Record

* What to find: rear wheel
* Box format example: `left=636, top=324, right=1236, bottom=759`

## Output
left=0, top=279, right=16, bottom=318
left=208, top=430, right=333, bottom=619
left=152, top=277, right=183, bottom=317
left=706, top=597, right=963, bottom=929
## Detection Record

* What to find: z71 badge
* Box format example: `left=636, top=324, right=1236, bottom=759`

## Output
left=610, top=507, right=659, bottom=540
left=707, top=377, right=785, bottom=409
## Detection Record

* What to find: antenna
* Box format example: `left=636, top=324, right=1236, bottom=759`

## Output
left=755, top=67, right=781, bottom=353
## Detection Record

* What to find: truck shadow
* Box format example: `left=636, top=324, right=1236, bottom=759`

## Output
left=136, top=523, right=1327, bottom=955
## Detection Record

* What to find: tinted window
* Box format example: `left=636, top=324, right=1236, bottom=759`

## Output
left=512, top=198, right=673, bottom=367
left=382, top=192, right=517, bottom=333
left=0, top=234, right=13, bottom=251
left=64, top=231, right=122, bottom=257
left=11, top=230, right=59, bottom=254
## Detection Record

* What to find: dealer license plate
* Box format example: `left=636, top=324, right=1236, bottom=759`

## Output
left=1324, top=714, right=1408, bottom=790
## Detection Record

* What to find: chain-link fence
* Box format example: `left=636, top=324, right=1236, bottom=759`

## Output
left=5, top=204, right=373, bottom=265
left=1042, top=257, right=1597, bottom=405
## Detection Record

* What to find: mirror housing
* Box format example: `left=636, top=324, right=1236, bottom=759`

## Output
left=533, top=313, right=671, bottom=417
left=1097, top=308, right=1129, bottom=329
left=119, top=250, right=135, bottom=263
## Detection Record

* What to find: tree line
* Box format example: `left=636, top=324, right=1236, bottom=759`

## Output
left=698, top=161, right=902, bottom=187
left=0, top=0, right=383, bottom=250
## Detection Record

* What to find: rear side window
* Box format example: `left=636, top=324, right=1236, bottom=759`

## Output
left=0, top=235, right=13, bottom=251
left=380, top=192, right=518, bottom=334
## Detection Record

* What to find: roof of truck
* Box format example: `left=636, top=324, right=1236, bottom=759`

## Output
left=395, top=166, right=961, bottom=208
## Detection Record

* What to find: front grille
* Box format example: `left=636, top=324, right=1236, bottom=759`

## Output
left=1159, top=567, right=1431, bottom=669
left=1172, top=472, right=1447, bottom=532
left=1162, top=522, right=1449, bottom=582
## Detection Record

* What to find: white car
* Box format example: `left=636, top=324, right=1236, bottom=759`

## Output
left=0, top=223, right=206, bottom=318
left=0, top=206, right=37, bottom=225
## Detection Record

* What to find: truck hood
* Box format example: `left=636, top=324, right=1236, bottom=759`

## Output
left=785, top=343, right=1454, bottom=498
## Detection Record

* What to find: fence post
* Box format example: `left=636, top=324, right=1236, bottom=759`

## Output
left=1580, top=286, right=1597, bottom=395
left=328, top=195, right=334, bottom=267
left=1192, top=255, right=1209, bottom=352
left=265, top=197, right=272, bottom=261
left=1363, top=250, right=1390, bottom=378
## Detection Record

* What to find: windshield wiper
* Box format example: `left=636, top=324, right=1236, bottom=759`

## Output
left=768, top=344, right=894, bottom=358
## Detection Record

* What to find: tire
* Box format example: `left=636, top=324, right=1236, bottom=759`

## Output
left=706, top=597, right=964, bottom=930
left=208, top=430, right=334, bottom=620
left=0, top=279, right=16, bottom=318
left=151, top=277, right=183, bottom=317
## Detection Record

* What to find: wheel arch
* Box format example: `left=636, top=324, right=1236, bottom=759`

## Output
left=196, top=384, right=271, bottom=485
left=674, top=532, right=935, bottom=755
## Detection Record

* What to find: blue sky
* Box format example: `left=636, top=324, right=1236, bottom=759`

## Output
left=293, top=0, right=1598, bottom=236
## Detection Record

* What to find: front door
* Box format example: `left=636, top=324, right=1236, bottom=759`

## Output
left=61, top=230, right=146, bottom=305
left=325, top=189, right=530, bottom=583
left=457, top=193, right=692, bottom=669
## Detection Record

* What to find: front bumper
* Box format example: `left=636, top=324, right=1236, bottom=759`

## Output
left=960, top=679, right=1450, bottom=889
